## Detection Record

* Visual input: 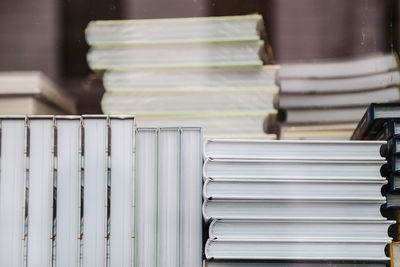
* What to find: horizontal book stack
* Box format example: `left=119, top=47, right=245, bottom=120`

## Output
left=85, top=15, right=278, bottom=138
left=351, top=103, right=400, bottom=206
left=351, top=103, right=400, bottom=265
left=202, top=139, right=392, bottom=266
left=0, top=116, right=202, bottom=267
left=267, top=53, right=400, bottom=140
left=0, top=71, right=77, bottom=114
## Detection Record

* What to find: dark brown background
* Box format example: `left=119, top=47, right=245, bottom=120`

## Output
left=0, top=0, right=398, bottom=113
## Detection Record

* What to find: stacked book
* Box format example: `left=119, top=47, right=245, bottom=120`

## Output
left=268, top=53, right=400, bottom=140
left=351, top=102, right=400, bottom=265
left=0, top=116, right=203, bottom=267
left=202, top=139, right=392, bottom=266
left=351, top=103, right=400, bottom=207
left=0, top=71, right=77, bottom=114
left=85, top=15, right=279, bottom=138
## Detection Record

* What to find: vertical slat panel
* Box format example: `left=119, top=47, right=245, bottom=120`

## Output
left=157, top=128, right=180, bottom=267
left=180, top=127, right=203, bottom=267
left=55, top=117, right=81, bottom=267
left=0, top=117, right=27, bottom=267
left=109, top=116, right=135, bottom=267
left=135, top=128, right=157, bottom=267
left=82, top=116, right=108, bottom=267
left=27, top=116, right=54, bottom=267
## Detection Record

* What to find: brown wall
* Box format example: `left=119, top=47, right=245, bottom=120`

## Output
left=210, top=0, right=394, bottom=62
left=0, top=0, right=60, bottom=80
left=0, top=0, right=397, bottom=113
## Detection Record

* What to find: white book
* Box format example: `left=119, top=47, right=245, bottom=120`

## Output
left=209, top=219, right=394, bottom=240
left=204, top=139, right=385, bottom=161
left=0, top=116, right=27, bottom=267
left=87, top=41, right=266, bottom=70
left=180, top=127, right=203, bottom=267
left=109, top=116, right=135, bottom=267
left=279, top=123, right=357, bottom=140
left=55, top=116, right=82, bottom=267
left=279, top=70, right=400, bottom=94
left=278, top=53, right=398, bottom=79
left=101, top=90, right=276, bottom=116
left=27, top=116, right=54, bottom=267
left=278, top=86, right=400, bottom=109
left=203, top=178, right=386, bottom=200
left=280, top=107, right=367, bottom=125
left=135, top=114, right=271, bottom=139
left=203, top=158, right=385, bottom=180
left=157, top=128, right=180, bottom=267
left=202, top=199, right=386, bottom=221
left=280, top=131, right=355, bottom=140
left=0, top=71, right=77, bottom=114
left=135, top=128, right=157, bottom=267
left=85, top=15, right=265, bottom=45
left=0, top=97, right=65, bottom=115
left=103, top=67, right=279, bottom=93
left=205, top=239, right=390, bottom=261
left=82, top=115, right=108, bottom=267
left=205, top=261, right=387, bottom=267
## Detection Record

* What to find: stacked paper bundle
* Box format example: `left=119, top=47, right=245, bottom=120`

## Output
left=0, top=116, right=203, bottom=267
left=85, top=15, right=279, bottom=138
left=267, top=53, right=400, bottom=140
left=0, top=71, right=77, bottom=114
left=202, top=139, right=392, bottom=266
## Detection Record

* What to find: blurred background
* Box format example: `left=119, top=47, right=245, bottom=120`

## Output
left=0, top=0, right=398, bottom=114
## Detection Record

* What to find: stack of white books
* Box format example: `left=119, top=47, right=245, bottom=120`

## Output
left=269, top=53, right=400, bottom=140
left=0, top=116, right=203, bottom=267
left=0, top=71, right=77, bottom=114
left=85, top=15, right=278, bottom=138
left=202, top=139, right=392, bottom=266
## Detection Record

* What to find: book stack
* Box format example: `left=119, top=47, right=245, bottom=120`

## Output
left=85, top=15, right=278, bottom=138
left=268, top=53, right=400, bottom=140
left=351, top=103, right=400, bottom=206
left=0, top=71, right=77, bottom=114
left=0, top=116, right=203, bottom=267
left=202, top=139, right=392, bottom=266
left=351, top=103, right=400, bottom=266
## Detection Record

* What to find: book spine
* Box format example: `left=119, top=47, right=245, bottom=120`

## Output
left=384, top=154, right=400, bottom=175
left=350, top=104, right=373, bottom=140
left=381, top=137, right=400, bottom=157
left=381, top=138, right=394, bottom=157
left=388, top=121, right=395, bottom=139
left=395, top=121, right=400, bottom=136
left=388, top=175, right=400, bottom=192
left=364, top=119, right=388, bottom=140
left=375, top=121, right=394, bottom=141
